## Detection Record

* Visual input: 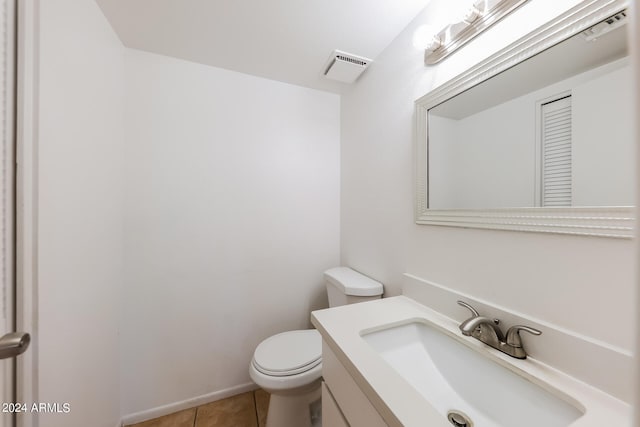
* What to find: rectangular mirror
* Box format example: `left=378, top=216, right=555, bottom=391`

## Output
left=415, top=0, right=634, bottom=237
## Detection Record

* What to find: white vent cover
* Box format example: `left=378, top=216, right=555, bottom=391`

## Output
left=582, top=10, right=627, bottom=41
left=323, top=50, right=372, bottom=83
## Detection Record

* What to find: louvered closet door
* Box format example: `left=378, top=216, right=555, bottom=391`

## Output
left=541, top=96, right=572, bottom=207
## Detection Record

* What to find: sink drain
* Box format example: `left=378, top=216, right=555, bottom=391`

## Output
left=447, top=410, right=473, bottom=427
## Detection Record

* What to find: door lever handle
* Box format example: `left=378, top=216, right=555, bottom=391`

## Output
left=0, top=332, right=30, bottom=359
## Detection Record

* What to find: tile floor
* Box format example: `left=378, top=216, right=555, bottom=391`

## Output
left=126, top=389, right=270, bottom=427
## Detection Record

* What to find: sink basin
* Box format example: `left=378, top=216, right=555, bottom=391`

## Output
left=362, top=320, right=584, bottom=427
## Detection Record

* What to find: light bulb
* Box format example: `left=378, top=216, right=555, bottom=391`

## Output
left=446, top=0, right=476, bottom=23
left=462, top=5, right=483, bottom=24
left=412, top=25, right=441, bottom=51
left=424, top=35, right=443, bottom=52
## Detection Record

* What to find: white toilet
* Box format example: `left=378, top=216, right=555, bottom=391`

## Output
left=249, top=267, right=383, bottom=427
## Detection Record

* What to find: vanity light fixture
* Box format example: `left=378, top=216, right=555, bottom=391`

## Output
left=462, top=5, right=482, bottom=24
left=422, top=0, right=530, bottom=65
left=423, top=35, right=443, bottom=52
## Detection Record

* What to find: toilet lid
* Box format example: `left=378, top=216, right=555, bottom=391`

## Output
left=252, top=329, right=322, bottom=376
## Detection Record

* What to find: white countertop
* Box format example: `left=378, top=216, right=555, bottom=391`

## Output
left=311, top=296, right=632, bottom=427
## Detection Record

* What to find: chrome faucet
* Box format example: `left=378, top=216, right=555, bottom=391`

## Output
left=457, top=300, right=541, bottom=359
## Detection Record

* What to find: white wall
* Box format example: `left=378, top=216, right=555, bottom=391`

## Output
left=431, top=95, right=533, bottom=209
left=122, top=49, right=340, bottom=416
left=427, top=115, right=456, bottom=208
left=38, top=0, right=125, bottom=426
left=341, top=0, right=635, bottom=398
left=573, top=63, right=635, bottom=205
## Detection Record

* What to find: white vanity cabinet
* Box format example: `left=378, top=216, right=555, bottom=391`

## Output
left=321, top=340, right=388, bottom=427
left=321, top=383, right=349, bottom=427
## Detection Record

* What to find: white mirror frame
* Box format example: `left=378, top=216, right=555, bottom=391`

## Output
left=415, top=0, right=634, bottom=238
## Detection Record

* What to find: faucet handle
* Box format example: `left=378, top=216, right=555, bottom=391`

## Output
left=457, top=300, right=479, bottom=317
left=506, top=325, right=542, bottom=347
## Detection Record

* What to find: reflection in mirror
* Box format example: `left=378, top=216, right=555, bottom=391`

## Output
left=427, top=13, right=631, bottom=209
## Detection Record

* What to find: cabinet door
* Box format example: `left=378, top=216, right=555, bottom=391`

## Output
left=322, top=341, right=388, bottom=427
left=322, top=382, right=349, bottom=427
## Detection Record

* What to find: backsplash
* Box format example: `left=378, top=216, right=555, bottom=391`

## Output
left=403, top=273, right=633, bottom=403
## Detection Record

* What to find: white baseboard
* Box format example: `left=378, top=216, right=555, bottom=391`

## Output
left=120, top=382, right=257, bottom=426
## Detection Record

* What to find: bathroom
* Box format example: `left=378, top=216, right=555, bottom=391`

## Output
left=0, top=0, right=638, bottom=426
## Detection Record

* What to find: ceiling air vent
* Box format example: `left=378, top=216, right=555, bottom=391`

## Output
left=582, top=10, right=627, bottom=41
left=323, top=50, right=372, bottom=83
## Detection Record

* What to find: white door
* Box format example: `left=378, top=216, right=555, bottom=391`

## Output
left=1, top=1, right=30, bottom=426
left=0, top=0, right=15, bottom=422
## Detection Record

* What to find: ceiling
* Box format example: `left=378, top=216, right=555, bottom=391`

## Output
left=95, top=0, right=432, bottom=93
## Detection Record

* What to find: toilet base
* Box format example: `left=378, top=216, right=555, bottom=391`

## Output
left=265, top=380, right=322, bottom=427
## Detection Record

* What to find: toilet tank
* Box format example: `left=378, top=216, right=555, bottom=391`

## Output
left=324, top=267, right=383, bottom=307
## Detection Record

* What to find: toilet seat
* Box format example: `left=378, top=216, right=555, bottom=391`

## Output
left=252, top=330, right=322, bottom=376
left=250, top=329, right=323, bottom=393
